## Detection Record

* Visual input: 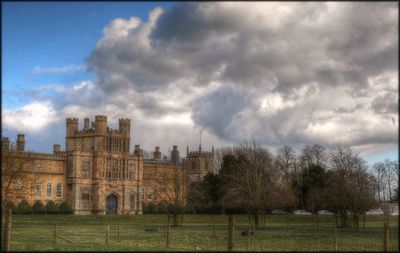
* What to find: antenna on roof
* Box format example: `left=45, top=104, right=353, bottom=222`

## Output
left=200, top=129, right=203, bottom=148
left=104, top=82, right=107, bottom=116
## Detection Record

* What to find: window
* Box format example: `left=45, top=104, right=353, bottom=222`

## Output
left=80, top=193, right=90, bottom=209
left=129, top=164, right=136, bottom=179
left=56, top=183, right=62, bottom=198
left=130, top=194, right=136, bottom=210
left=141, top=188, right=144, bottom=200
left=47, top=183, right=52, bottom=198
left=81, top=161, right=90, bottom=178
left=36, top=184, right=41, bottom=198
left=192, top=160, right=196, bottom=170
left=16, top=178, right=23, bottom=190
left=147, top=188, right=153, bottom=201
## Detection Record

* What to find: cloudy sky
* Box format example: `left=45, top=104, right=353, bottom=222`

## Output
left=2, top=2, right=398, bottom=164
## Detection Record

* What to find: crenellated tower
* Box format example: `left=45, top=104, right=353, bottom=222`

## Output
left=183, top=145, right=214, bottom=186
left=65, top=115, right=141, bottom=215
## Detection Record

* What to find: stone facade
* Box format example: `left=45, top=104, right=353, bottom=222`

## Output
left=2, top=115, right=214, bottom=215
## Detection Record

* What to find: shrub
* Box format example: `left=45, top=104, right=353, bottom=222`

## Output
left=17, top=200, right=33, bottom=214
left=5, top=201, right=18, bottom=214
left=59, top=201, right=72, bottom=214
left=157, top=203, right=167, bottom=214
left=32, top=200, right=46, bottom=214
left=142, top=203, right=149, bottom=213
left=45, top=201, right=60, bottom=214
left=147, top=203, right=158, bottom=213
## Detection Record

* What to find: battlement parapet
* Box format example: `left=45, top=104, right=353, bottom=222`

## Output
left=95, top=115, right=107, bottom=122
left=187, top=151, right=214, bottom=158
left=66, top=118, right=78, bottom=123
left=107, top=127, right=123, bottom=135
left=6, top=150, right=67, bottom=160
left=74, top=128, right=96, bottom=135
left=119, top=118, right=131, bottom=124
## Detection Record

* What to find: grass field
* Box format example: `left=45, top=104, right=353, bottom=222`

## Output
left=9, top=214, right=399, bottom=251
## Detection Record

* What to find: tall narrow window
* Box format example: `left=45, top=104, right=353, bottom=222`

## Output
left=130, top=194, right=136, bottom=210
left=36, top=184, right=41, bottom=198
left=56, top=183, right=62, bottom=198
left=81, top=161, right=90, bottom=178
left=16, top=178, right=23, bottom=190
left=47, top=183, right=52, bottom=197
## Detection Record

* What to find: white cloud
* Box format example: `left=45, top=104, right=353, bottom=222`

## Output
left=32, top=64, right=86, bottom=74
left=2, top=101, right=58, bottom=132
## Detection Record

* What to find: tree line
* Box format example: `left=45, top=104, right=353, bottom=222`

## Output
left=186, top=142, right=399, bottom=228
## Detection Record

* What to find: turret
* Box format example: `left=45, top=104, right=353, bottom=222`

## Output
left=171, top=145, right=180, bottom=165
left=2, top=137, right=10, bottom=151
left=66, top=118, right=78, bottom=151
left=66, top=118, right=78, bottom=137
left=153, top=146, right=161, bottom=159
left=84, top=118, right=90, bottom=130
left=119, top=118, right=131, bottom=137
left=134, top=144, right=143, bottom=157
left=16, top=134, right=25, bottom=152
left=53, top=144, right=61, bottom=154
left=95, top=115, right=107, bottom=135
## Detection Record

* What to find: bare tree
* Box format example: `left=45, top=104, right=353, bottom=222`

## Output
left=219, top=141, right=279, bottom=228
left=213, top=146, right=234, bottom=174
left=1, top=149, right=38, bottom=209
left=275, top=146, right=296, bottom=186
left=384, top=159, right=398, bottom=201
left=326, top=145, right=376, bottom=228
left=1, top=148, right=38, bottom=243
left=373, top=162, right=386, bottom=202
left=147, top=164, right=186, bottom=226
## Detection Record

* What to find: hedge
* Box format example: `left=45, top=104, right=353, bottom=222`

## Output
left=32, top=200, right=46, bottom=214
left=45, top=200, right=60, bottom=214
left=17, top=200, right=33, bottom=214
left=59, top=201, right=73, bottom=214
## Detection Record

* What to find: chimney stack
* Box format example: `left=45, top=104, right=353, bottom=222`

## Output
left=171, top=145, right=180, bottom=165
left=153, top=146, right=161, bottom=159
left=84, top=118, right=90, bottom=130
left=2, top=137, right=10, bottom=151
left=16, top=134, right=25, bottom=151
left=53, top=144, right=61, bottom=154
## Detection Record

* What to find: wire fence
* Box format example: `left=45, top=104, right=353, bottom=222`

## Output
left=9, top=216, right=399, bottom=251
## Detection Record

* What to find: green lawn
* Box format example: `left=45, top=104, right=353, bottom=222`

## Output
left=9, top=214, right=399, bottom=251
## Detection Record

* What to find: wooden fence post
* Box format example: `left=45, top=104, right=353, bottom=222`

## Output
left=166, top=215, right=170, bottom=248
left=247, top=224, right=250, bottom=252
left=286, top=221, right=289, bottom=234
left=383, top=222, right=389, bottom=252
left=2, top=208, right=12, bottom=252
left=213, top=222, right=216, bottom=237
left=53, top=224, right=57, bottom=244
left=117, top=224, right=120, bottom=242
left=105, top=224, right=109, bottom=245
left=333, top=228, right=338, bottom=252
left=363, top=213, right=366, bottom=229
left=227, top=215, right=234, bottom=252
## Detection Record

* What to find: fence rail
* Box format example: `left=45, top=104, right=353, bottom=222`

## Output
left=7, top=215, right=399, bottom=252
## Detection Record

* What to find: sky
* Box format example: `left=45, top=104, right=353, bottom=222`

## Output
left=2, top=2, right=398, bottom=166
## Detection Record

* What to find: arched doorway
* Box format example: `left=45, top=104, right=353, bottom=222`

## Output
left=106, top=194, right=118, bottom=214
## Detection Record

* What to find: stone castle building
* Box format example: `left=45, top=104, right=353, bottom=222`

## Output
left=2, top=115, right=214, bottom=215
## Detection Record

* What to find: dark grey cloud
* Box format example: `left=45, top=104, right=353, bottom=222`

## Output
left=371, top=93, right=398, bottom=114
left=191, top=86, right=246, bottom=140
